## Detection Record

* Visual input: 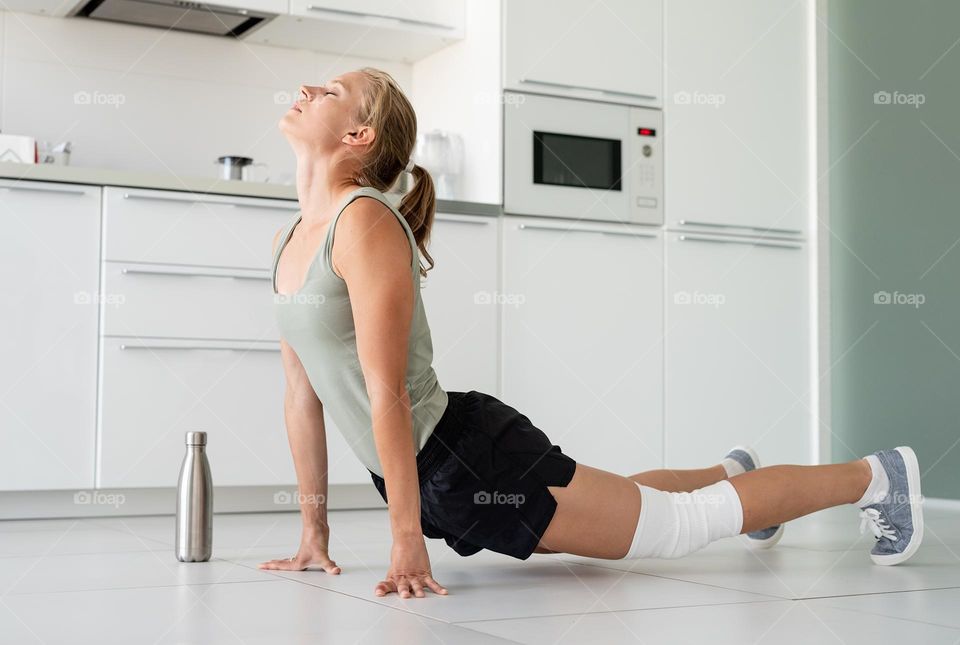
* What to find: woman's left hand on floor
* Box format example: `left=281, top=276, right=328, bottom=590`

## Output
left=375, top=535, right=448, bottom=598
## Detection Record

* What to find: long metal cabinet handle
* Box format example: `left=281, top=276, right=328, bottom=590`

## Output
left=436, top=214, right=492, bottom=225
left=305, top=5, right=456, bottom=30
left=122, top=192, right=298, bottom=211
left=120, top=266, right=270, bottom=280
left=0, top=184, right=88, bottom=195
left=519, top=77, right=657, bottom=101
left=678, top=235, right=802, bottom=250
left=519, top=223, right=658, bottom=238
left=119, top=341, right=280, bottom=352
left=677, top=220, right=803, bottom=236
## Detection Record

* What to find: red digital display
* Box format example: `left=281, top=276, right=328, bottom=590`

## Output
left=637, top=128, right=657, bottom=137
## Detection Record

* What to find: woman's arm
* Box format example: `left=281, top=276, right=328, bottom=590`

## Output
left=258, top=229, right=340, bottom=574
left=333, top=198, right=447, bottom=598
left=279, top=339, right=334, bottom=542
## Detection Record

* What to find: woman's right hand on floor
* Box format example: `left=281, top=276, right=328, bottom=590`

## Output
left=375, top=534, right=448, bottom=598
left=257, top=538, right=342, bottom=574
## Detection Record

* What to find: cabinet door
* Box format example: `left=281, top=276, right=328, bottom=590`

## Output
left=420, top=214, right=499, bottom=395
left=502, top=216, right=663, bottom=475
left=504, top=0, right=662, bottom=105
left=0, top=1, right=74, bottom=15
left=292, top=0, right=463, bottom=30
left=103, top=187, right=298, bottom=270
left=212, top=0, right=286, bottom=12
left=0, top=181, right=100, bottom=490
left=98, top=338, right=372, bottom=488
left=98, top=338, right=296, bottom=487
left=254, top=0, right=466, bottom=61
left=664, top=0, right=808, bottom=234
left=664, top=233, right=811, bottom=469
left=101, top=262, right=279, bottom=341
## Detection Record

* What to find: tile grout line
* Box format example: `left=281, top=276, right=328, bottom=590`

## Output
left=557, top=557, right=796, bottom=600
left=3, top=577, right=279, bottom=598
left=803, top=599, right=960, bottom=634
left=451, top=597, right=790, bottom=625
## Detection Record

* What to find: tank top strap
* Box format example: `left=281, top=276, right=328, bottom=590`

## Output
left=271, top=211, right=303, bottom=294
left=324, top=186, right=420, bottom=276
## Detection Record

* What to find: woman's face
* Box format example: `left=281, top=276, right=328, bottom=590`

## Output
left=279, top=71, right=370, bottom=155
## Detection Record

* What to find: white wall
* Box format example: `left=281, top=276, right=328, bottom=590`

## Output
left=410, top=0, right=501, bottom=205
left=0, top=11, right=411, bottom=185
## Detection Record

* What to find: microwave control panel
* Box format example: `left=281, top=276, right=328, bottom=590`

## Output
left=628, top=106, right=663, bottom=224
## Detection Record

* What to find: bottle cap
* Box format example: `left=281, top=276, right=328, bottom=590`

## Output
left=185, top=431, right=207, bottom=446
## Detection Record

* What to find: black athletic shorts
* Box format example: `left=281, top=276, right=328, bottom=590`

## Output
left=369, top=390, right=578, bottom=560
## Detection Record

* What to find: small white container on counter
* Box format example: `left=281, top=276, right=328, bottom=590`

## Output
left=0, top=134, right=37, bottom=164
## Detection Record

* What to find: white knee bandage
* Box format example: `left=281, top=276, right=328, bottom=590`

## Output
left=623, top=480, right=744, bottom=559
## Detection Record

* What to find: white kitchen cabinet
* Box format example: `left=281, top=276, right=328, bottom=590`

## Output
left=245, top=0, right=465, bottom=62
left=420, top=213, right=499, bottom=396
left=210, top=0, right=287, bottom=12
left=664, top=0, right=809, bottom=234
left=501, top=216, right=663, bottom=475
left=100, top=262, right=279, bottom=341
left=503, top=0, right=662, bottom=106
left=0, top=1, right=74, bottom=16
left=293, top=0, right=462, bottom=29
left=102, top=187, right=298, bottom=270
left=98, top=338, right=294, bottom=487
left=0, top=180, right=100, bottom=490
left=97, top=336, right=370, bottom=488
left=664, top=233, right=811, bottom=469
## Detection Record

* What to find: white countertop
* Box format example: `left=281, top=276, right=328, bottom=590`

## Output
left=0, top=162, right=501, bottom=217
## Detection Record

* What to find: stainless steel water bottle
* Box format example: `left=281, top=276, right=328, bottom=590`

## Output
left=175, top=430, right=213, bottom=562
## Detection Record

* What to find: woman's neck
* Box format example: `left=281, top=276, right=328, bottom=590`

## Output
left=295, top=155, right=360, bottom=223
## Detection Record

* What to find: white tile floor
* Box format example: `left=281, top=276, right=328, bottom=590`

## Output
left=2, top=504, right=960, bottom=644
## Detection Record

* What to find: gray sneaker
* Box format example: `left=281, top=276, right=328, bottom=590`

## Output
left=858, top=446, right=924, bottom=566
left=725, top=446, right=784, bottom=549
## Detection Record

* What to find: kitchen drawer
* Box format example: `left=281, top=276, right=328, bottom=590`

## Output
left=97, top=337, right=370, bottom=488
left=98, top=337, right=292, bottom=487
left=101, top=261, right=278, bottom=341
left=103, top=187, right=298, bottom=269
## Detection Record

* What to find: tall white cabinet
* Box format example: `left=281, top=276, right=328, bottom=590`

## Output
left=503, top=0, right=662, bottom=106
left=664, top=0, right=809, bottom=234
left=420, top=213, right=500, bottom=396
left=501, top=216, right=664, bottom=475
left=663, top=0, right=813, bottom=468
left=0, top=180, right=101, bottom=490
left=664, top=233, right=811, bottom=468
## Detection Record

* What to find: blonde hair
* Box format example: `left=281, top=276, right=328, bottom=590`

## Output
left=353, top=67, right=435, bottom=278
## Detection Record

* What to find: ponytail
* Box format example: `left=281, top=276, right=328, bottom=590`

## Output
left=398, top=164, right=436, bottom=278
left=353, top=67, right=437, bottom=278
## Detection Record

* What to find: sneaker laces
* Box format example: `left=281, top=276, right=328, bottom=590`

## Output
left=859, top=507, right=897, bottom=541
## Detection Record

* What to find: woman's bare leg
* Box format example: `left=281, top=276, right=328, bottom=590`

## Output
left=535, top=460, right=872, bottom=558
left=629, top=464, right=728, bottom=492
left=731, top=462, right=871, bottom=532
left=534, top=464, right=640, bottom=557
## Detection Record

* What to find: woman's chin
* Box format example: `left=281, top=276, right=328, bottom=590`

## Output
left=278, top=115, right=298, bottom=139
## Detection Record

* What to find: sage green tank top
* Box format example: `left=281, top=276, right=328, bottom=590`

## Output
left=271, top=186, right=448, bottom=478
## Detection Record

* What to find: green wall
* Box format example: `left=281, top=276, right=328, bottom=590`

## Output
left=829, top=0, right=960, bottom=498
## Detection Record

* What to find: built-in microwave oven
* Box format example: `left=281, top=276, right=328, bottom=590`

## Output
left=503, top=91, right=662, bottom=225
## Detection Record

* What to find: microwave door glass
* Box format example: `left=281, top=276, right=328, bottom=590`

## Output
left=532, top=131, right=622, bottom=191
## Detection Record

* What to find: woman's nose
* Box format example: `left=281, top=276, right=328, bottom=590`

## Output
left=299, top=85, right=314, bottom=101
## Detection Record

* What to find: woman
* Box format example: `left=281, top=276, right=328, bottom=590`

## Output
left=259, top=68, right=924, bottom=599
